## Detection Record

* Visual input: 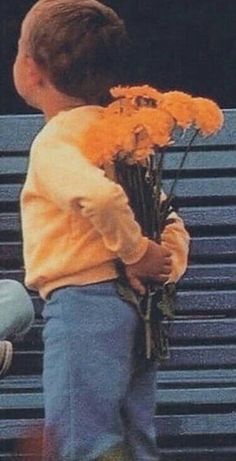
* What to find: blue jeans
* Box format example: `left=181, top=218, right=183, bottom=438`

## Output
left=0, top=280, right=34, bottom=341
left=42, top=283, right=159, bottom=461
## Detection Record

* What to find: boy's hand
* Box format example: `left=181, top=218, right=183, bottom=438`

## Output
left=125, top=240, right=172, bottom=295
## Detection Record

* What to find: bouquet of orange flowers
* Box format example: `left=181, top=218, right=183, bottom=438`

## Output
left=79, top=85, right=224, bottom=361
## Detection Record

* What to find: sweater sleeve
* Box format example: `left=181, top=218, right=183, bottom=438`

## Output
left=160, top=193, right=190, bottom=282
left=32, top=136, right=148, bottom=265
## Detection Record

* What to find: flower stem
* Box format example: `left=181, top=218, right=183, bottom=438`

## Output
left=144, top=287, right=154, bottom=359
left=160, top=129, right=199, bottom=228
left=154, top=150, right=165, bottom=242
left=136, top=165, right=149, bottom=234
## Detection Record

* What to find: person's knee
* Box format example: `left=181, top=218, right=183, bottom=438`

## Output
left=0, top=280, right=34, bottom=340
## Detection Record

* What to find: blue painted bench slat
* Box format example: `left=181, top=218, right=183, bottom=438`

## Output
left=181, top=205, right=236, bottom=227
left=10, top=318, right=236, bottom=351
left=1, top=235, right=235, bottom=265
left=1, top=264, right=235, bottom=287
left=163, top=177, right=236, bottom=199
left=155, top=413, right=236, bottom=436
left=164, top=345, right=236, bottom=369
left=0, top=111, right=235, bottom=460
left=180, top=264, right=236, bottom=288
left=0, top=419, right=43, bottom=440
left=160, top=449, right=236, bottom=461
left=10, top=345, right=236, bottom=374
left=156, top=387, right=236, bottom=405
left=164, top=149, right=236, bottom=170
left=1, top=179, right=236, bottom=204
left=175, top=290, right=236, bottom=314
left=1, top=206, right=235, bottom=234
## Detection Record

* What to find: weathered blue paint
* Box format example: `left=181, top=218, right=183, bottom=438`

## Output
left=0, top=111, right=235, bottom=460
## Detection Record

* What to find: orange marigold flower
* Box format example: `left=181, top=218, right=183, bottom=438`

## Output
left=79, top=106, right=175, bottom=165
left=114, top=108, right=174, bottom=162
left=104, top=98, right=136, bottom=117
left=117, top=116, right=153, bottom=162
left=79, top=85, right=223, bottom=168
left=159, top=91, right=194, bottom=129
left=193, top=97, right=224, bottom=136
left=79, top=115, right=122, bottom=166
left=133, top=108, right=175, bottom=148
left=110, top=85, right=163, bottom=104
left=115, top=108, right=174, bottom=162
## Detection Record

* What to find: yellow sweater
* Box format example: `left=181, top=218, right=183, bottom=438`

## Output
left=21, top=106, right=189, bottom=299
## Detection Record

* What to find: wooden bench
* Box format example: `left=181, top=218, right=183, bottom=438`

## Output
left=0, top=111, right=235, bottom=460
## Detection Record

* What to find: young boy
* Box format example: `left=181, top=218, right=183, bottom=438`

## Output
left=14, top=1, right=189, bottom=460
left=0, top=279, right=34, bottom=377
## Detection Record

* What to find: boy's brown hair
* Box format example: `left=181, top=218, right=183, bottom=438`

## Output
left=23, top=0, right=129, bottom=104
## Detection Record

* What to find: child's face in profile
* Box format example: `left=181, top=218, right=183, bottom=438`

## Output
left=13, top=18, right=30, bottom=97
left=13, top=13, right=41, bottom=108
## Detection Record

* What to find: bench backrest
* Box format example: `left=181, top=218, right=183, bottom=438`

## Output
left=0, top=111, right=235, bottom=460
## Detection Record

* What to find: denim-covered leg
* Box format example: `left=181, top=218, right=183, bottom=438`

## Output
left=42, top=283, right=139, bottom=461
left=95, top=443, right=132, bottom=461
left=0, top=280, right=34, bottom=340
left=123, top=358, right=160, bottom=461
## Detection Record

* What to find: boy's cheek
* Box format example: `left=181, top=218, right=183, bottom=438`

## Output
left=13, top=56, right=23, bottom=92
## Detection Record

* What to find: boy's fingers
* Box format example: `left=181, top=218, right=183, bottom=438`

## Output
left=127, top=275, right=146, bottom=295
left=158, top=271, right=171, bottom=281
left=161, top=266, right=172, bottom=275
left=163, top=255, right=172, bottom=264
left=158, top=275, right=170, bottom=283
left=164, top=259, right=172, bottom=268
left=162, top=248, right=172, bottom=258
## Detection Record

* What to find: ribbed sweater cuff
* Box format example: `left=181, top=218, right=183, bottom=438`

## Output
left=120, top=236, right=149, bottom=265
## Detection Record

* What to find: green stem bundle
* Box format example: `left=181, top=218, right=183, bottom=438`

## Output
left=114, top=128, right=199, bottom=361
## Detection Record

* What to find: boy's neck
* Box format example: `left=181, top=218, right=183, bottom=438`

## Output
left=37, top=84, right=87, bottom=121
left=41, top=98, right=87, bottom=121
